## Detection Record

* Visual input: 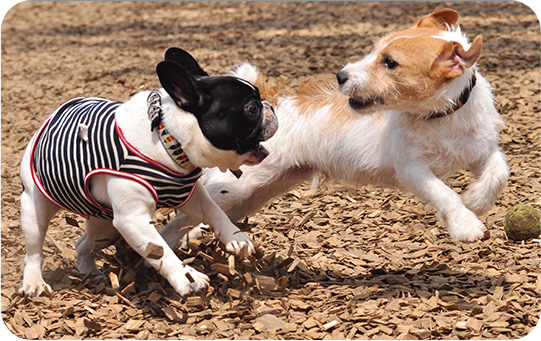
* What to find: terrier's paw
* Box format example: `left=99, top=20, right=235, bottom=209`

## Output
left=214, top=224, right=255, bottom=255
left=446, top=208, right=487, bottom=242
left=178, top=224, right=207, bottom=249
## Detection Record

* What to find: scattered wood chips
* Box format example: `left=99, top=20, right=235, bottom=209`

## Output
left=2, top=1, right=539, bottom=339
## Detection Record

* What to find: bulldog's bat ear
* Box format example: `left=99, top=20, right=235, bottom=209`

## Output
left=164, top=48, right=209, bottom=78
left=157, top=61, right=206, bottom=112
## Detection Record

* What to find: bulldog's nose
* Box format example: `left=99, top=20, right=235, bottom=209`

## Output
left=336, top=70, right=349, bottom=86
left=260, top=102, right=278, bottom=141
left=263, top=101, right=274, bottom=114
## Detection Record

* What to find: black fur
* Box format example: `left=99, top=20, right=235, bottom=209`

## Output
left=156, top=48, right=267, bottom=155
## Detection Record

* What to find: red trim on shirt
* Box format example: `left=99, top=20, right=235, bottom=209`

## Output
left=84, top=169, right=160, bottom=215
left=30, top=98, right=91, bottom=219
left=115, top=121, right=188, bottom=177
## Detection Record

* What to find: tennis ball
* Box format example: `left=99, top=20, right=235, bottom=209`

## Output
left=504, top=204, right=541, bottom=241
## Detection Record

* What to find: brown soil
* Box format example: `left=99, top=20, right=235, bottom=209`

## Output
left=1, top=1, right=540, bottom=340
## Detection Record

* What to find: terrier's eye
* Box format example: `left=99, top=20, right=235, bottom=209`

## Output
left=383, top=56, right=399, bottom=69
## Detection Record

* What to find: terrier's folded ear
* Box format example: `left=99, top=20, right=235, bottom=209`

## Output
left=414, top=8, right=459, bottom=30
left=431, top=35, right=483, bottom=79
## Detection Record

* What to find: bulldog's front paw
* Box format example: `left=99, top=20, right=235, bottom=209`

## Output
left=446, top=208, right=487, bottom=242
left=169, top=265, right=210, bottom=296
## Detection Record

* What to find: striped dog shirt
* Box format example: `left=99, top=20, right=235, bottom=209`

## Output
left=31, top=97, right=202, bottom=220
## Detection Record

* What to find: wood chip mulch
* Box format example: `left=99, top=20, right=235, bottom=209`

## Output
left=1, top=1, right=540, bottom=339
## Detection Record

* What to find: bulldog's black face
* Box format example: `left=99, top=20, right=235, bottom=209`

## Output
left=157, top=48, right=277, bottom=164
left=191, top=76, right=271, bottom=155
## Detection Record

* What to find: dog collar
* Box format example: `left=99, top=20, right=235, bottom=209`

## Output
left=426, top=73, right=477, bottom=119
left=147, top=90, right=197, bottom=172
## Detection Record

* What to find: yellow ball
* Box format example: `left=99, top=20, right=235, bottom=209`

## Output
left=504, top=204, right=541, bottom=241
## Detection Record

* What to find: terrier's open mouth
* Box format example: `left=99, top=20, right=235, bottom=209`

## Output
left=348, top=96, right=385, bottom=112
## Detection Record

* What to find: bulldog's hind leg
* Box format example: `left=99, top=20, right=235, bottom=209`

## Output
left=19, top=185, right=59, bottom=297
left=76, top=217, right=119, bottom=278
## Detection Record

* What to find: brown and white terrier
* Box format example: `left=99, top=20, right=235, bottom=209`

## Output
left=161, top=9, right=509, bottom=250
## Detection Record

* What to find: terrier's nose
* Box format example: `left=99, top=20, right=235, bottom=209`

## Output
left=336, top=70, right=349, bottom=86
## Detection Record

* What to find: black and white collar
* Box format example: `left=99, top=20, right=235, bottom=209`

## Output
left=426, top=73, right=477, bottom=120
left=147, top=90, right=197, bottom=172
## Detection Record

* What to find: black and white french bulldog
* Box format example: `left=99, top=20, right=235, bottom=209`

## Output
left=19, top=48, right=277, bottom=297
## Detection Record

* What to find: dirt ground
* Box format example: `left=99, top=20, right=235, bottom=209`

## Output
left=1, top=1, right=540, bottom=340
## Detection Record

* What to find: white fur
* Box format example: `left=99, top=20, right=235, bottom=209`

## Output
left=161, top=22, right=509, bottom=248
left=117, top=90, right=258, bottom=172
left=19, top=86, right=259, bottom=297
left=231, top=63, right=259, bottom=84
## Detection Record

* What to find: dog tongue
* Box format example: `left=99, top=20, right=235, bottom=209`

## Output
left=250, top=144, right=269, bottom=164
left=229, top=146, right=269, bottom=178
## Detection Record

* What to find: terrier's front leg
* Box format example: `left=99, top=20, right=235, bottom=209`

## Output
left=178, top=184, right=255, bottom=255
left=462, top=150, right=509, bottom=216
left=160, top=214, right=205, bottom=250
left=398, top=163, right=486, bottom=242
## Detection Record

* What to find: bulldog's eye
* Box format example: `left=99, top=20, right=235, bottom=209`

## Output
left=245, top=102, right=260, bottom=115
left=383, top=56, right=399, bottom=69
